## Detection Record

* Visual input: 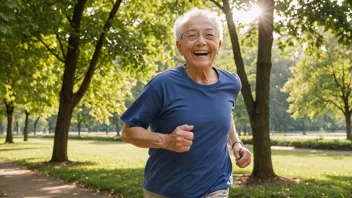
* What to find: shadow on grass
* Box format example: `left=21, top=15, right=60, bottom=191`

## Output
left=322, top=175, right=352, bottom=190
left=86, top=141, right=125, bottom=145
left=230, top=174, right=352, bottom=198
left=0, top=147, right=49, bottom=152
left=11, top=158, right=98, bottom=168
left=66, top=167, right=145, bottom=198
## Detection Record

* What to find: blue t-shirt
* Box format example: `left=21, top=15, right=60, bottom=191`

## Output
left=120, top=65, right=241, bottom=198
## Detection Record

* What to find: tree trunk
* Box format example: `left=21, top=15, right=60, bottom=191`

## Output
left=50, top=101, right=75, bottom=162
left=24, top=111, right=30, bottom=141
left=5, top=102, right=14, bottom=143
left=115, top=120, right=121, bottom=136
left=34, top=117, right=40, bottom=136
left=77, top=121, right=81, bottom=136
left=219, top=0, right=277, bottom=178
left=106, top=125, right=109, bottom=135
left=116, top=123, right=119, bottom=136
left=251, top=0, right=276, bottom=178
left=15, top=121, right=19, bottom=135
left=302, top=120, right=307, bottom=135
left=345, top=111, right=351, bottom=140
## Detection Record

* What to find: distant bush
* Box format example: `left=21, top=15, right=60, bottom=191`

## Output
left=36, top=135, right=123, bottom=142
left=241, top=137, right=352, bottom=151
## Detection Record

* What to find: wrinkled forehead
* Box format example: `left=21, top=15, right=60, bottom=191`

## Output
left=182, top=16, right=217, bottom=32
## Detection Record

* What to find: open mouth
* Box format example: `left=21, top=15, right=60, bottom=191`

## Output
left=193, top=51, right=209, bottom=56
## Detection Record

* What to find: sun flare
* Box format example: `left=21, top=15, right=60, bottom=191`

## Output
left=233, top=5, right=262, bottom=24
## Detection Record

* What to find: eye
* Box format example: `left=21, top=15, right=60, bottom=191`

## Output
left=205, top=33, right=215, bottom=39
left=187, top=33, right=197, bottom=39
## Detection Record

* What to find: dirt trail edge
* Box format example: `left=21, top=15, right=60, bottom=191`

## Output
left=0, top=159, right=108, bottom=198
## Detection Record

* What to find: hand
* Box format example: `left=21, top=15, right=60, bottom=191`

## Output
left=163, top=124, right=194, bottom=152
left=233, top=144, right=251, bottom=168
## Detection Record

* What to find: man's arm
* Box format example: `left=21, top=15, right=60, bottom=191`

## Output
left=121, top=123, right=194, bottom=153
left=228, top=120, right=252, bottom=168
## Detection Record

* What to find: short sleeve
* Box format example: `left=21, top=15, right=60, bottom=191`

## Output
left=234, top=73, right=242, bottom=92
left=120, top=84, right=161, bottom=129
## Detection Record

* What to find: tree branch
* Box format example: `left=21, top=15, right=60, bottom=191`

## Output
left=220, top=0, right=255, bottom=119
left=323, top=57, right=344, bottom=97
left=60, top=0, right=88, bottom=100
left=55, top=33, right=67, bottom=60
left=65, top=13, right=72, bottom=23
left=74, top=55, right=107, bottom=84
left=74, top=0, right=123, bottom=101
left=94, top=55, right=108, bottom=72
left=208, top=0, right=224, bottom=12
left=36, top=35, right=65, bottom=63
left=347, top=65, right=352, bottom=89
left=324, top=98, right=344, bottom=113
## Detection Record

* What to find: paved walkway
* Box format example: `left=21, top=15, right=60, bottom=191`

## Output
left=245, top=144, right=352, bottom=155
left=0, top=159, right=108, bottom=198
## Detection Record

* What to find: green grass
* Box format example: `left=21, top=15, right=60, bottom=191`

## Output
left=0, top=190, right=6, bottom=197
left=0, top=137, right=351, bottom=198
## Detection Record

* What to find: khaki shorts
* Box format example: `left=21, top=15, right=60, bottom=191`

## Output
left=143, top=188, right=229, bottom=198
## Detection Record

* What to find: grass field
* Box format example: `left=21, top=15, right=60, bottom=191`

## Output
left=0, top=190, right=5, bottom=197
left=0, top=137, right=351, bottom=197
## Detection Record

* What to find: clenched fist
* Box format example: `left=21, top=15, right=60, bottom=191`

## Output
left=163, top=124, right=194, bottom=152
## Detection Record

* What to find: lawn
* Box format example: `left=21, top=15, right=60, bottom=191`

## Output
left=0, top=137, right=351, bottom=197
left=0, top=190, right=6, bottom=197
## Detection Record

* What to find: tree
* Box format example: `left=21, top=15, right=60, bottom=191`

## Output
left=109, top=113, right=123, bottom=136
left=1, top=0, right=60, bottom=143
left=72, top=105, right=91, bottom=136
left=282, top=35, right=352, bottom=140
left=0, top=41, right=31, bottom=143
left=22, top=61, right=60, bottom=140
left=17, top=0, right=196, bottom=162
left=4, top=102, right=14, bottom=143
left=209, top=0, right=276, bottom=178
left=206, top=0, right=352, bottom=178
left=46, top=115, right=57, bottom=134
left=49, top=0, right=124, bottom=161
left=23, top=110, right=29, bottom=140
left=0, top=39, right=59, bottom=142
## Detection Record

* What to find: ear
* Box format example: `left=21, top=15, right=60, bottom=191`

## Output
left=218, top=40, right=223, bottom=49
left=176, top=41, right=184, bottom=56
left=217, top=40, right=223, bottom=55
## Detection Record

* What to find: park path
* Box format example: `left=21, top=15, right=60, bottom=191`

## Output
left=245, top=144, right=352, bottom=155
left=0, top=159, right=109, bottom=198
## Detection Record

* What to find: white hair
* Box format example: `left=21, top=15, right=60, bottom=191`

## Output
left=174, top=7, right=223, bottom=42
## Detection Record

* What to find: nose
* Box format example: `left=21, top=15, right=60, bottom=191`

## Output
left=195, top=34, right=207, bottom=45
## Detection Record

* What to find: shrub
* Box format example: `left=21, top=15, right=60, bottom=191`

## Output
left=36, top=135, right=123, bottom=142
left=241, top=137, right=352, bottom=151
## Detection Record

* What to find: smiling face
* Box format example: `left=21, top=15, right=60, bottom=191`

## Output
left=176, top=16, right=222, bottom=70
